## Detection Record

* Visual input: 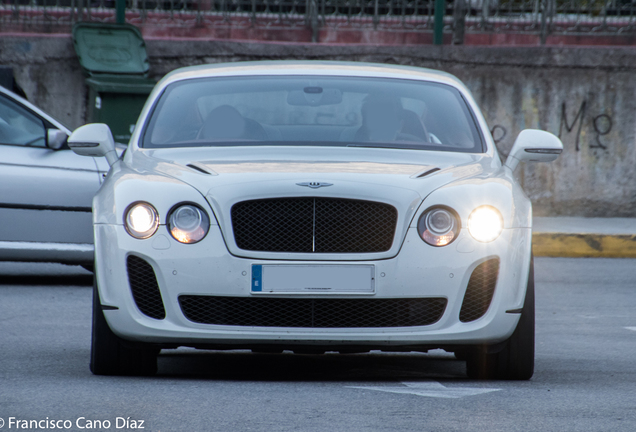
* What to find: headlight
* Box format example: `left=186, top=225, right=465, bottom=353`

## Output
left=169, top=204, right=210, bottom=244
left=468, top=206, right=503, bottom=242
left=125, top=202, right=159, bottom=239
left=417, top=206, right=460, bottom=247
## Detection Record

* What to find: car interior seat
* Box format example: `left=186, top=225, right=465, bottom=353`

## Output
left=199, top=105, right=267, bottom=141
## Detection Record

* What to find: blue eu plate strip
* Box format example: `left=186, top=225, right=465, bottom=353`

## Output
left=252, top=265, right=262, bottom=292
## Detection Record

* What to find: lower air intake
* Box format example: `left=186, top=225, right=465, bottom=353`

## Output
left=179, top=296, right=447, bottom=328
left=459, top=258, right=500, bottom=323
left=127, top=255, right=166, bottom=320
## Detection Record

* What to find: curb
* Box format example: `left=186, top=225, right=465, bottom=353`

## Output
left=532, top=233, right=636, bottom=258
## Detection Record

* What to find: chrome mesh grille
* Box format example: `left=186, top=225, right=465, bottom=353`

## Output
left=231, top=197, right=397, bottom=253
left=459, top=258, right=500, bottom=323
left=179, top=296, right=447, bottom=328
left=127, top=255, right=166, bottom=320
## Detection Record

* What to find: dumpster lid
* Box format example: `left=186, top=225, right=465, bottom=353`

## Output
left=72, top=22, right=149, bottom=76
left=86, top=75, right=156, bottom=94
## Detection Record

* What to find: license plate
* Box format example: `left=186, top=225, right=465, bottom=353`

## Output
left=251, top=264, right=375, bottom=294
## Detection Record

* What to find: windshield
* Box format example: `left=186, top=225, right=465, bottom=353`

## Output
left=142, top=75, right=484, bottom=152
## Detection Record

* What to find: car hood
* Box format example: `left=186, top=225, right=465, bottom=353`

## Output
left=124, top=146, right=497, bottom=260
left=135, top=145, right=493, bottom=197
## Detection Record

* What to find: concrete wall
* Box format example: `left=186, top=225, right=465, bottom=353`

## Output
left=1, top=35, right=635, bottom=217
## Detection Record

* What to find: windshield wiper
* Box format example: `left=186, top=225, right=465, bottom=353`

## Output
left=346, top=142, right=431, bottom=150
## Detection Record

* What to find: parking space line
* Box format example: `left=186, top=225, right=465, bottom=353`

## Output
left=346, top=381, right=500, bottom=399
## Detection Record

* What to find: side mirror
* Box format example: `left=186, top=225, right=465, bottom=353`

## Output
left=504, top=129, right=563, bottom=172
left=68, top=123, right=119, bottom=166
left=46, top=129, right=68, bottom=150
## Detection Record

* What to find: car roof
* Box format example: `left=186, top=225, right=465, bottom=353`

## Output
left=159, top=61, right=468, bottom=91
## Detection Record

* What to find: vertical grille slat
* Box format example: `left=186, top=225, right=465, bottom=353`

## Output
left=459, top=258, right=500, bottom=323
left=127, top=255, right=166, bottom=320
left=231, top=197, right=397, bottom=253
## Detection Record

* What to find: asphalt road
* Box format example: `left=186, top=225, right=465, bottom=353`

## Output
left=1, top=258, right=635, bottom=432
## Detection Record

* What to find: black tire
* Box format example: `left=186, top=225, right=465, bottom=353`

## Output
left=466, top=257, right=535, bottom=380
left=90, top=277, right=159, bottom=376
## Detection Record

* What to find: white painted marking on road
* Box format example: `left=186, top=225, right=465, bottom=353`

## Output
left=346, top=381, right=500, bottom=399
left=625, top=327, right=636, bottom=332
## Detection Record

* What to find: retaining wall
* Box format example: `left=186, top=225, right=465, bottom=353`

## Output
left=1, top=35, right=635, bottom=216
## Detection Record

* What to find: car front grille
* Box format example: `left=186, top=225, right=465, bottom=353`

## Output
left=459, top=258, right=500, bottom=323
left=127, top=255, right=166, bottom=320
left=231, top=197, right=397, bottom=253
left=179, top=296, right=447, bottom=328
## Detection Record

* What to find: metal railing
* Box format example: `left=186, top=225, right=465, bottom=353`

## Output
left=462, top=0, right=636, bottom=40
left=1, top=0, right=635, bottom=41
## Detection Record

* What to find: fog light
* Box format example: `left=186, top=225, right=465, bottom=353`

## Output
left=468, top=206, right=503, bottom=243
left=169, top=204, right=210, bottom=244
left=125, top=202, right=159, bottom=239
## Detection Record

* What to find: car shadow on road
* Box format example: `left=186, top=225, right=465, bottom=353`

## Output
left=156, top=349, right=468, bottom=381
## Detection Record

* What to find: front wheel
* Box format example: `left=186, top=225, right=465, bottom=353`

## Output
left=90, top=277, right=159, bottom=376
left=466, top=257, right=535, bottom=380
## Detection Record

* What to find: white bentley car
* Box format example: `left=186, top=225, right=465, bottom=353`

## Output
left=68, top=61, right=562, bottom=379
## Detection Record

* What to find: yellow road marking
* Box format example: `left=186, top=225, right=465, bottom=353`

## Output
left=532, top=233, right=636, bottom=258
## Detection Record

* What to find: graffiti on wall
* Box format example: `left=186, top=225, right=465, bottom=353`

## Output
left=490, top=125, right=507, bottom=145
left=559, top=101, right=612, bottom=151
left=490, top=100, right=614, bottom=153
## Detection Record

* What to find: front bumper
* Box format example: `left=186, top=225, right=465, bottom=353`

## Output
left=95, top=223, right=532, bottom=351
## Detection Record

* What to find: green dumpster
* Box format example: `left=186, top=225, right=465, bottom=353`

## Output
left=72, top=22, right=156, bottom=143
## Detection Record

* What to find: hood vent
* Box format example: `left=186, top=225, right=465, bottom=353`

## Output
left=414, top=167, right=441, bottom=178
left=186, top=163, right=216, bottom=176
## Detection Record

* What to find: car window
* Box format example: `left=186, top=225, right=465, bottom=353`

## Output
left=0, top=94, right=47, bottom=148
left=142, top=76, right=484, bottom=153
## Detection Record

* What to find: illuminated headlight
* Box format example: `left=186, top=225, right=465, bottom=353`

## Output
left=169, top=204, right=210, bottom=244
left=125, top=202, right=159, bottom=239
left=468, top=206, right=503, bottom=242
left=417, top=207, right=460, bottom=247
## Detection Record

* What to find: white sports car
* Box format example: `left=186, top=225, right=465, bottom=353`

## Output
left=68, top=61, right=562, bottom=379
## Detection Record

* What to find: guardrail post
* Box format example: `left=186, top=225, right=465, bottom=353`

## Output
left=373, top=0, right=379, bottom=30
left=452, top=0, right=466, bottom=44
left=481, top=0, right=490, bottom=30
left=78, top=0, right=85, bottom=21
left=309, top=0, right=319, bottom=42
left=116, top=0, right=126, bottom=24
left=601, top=0, right=609, bottom=31
left=434, top=0, right=445, bottom=45
left=539, top=0, right=555, bottom=45
left=539, top=0, right=547, bottom=44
